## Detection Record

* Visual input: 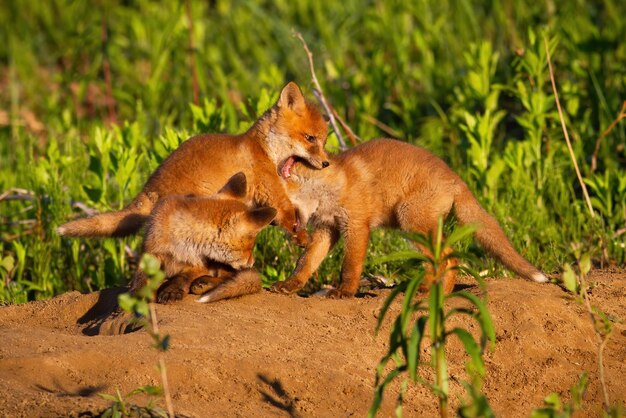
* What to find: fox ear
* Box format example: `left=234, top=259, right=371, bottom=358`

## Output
left=279, top=82, right=306, bottom=113
left=218, top=172, right=247, bottom=200
left=246, top=207, right=277, bottom=229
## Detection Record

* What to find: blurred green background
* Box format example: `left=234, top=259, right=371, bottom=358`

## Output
left=1, top=0, right=625, bottom=302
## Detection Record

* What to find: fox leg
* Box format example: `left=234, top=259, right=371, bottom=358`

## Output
left=157, top=264, right=215, bottom=304
left=189, top=267, right=236, bottom=295
left=396, top=199, right=457, bottom=294
left=189, top=276, right=228, bottom=295
left=271, top=227, right=339, bottom=294
left=327, top=224, right=371, bottom=299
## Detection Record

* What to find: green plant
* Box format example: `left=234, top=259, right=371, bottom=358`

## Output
left=99, top=253, right=175, bottom=418
left=369, top=219, right=495, bottom=418
left=99, top=386, right=168, bottom=418
left=560, top=248, right=622, bottom=416
left=530, top=373, right=588, bottom=418
left=0, top=0, right=624, bottom=304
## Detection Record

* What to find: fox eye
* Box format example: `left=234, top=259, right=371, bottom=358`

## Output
left=304, top=134, right=316, bottom=143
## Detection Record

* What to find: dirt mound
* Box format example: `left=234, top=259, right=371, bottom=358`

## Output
left=0, top=270, right=624, bottom=417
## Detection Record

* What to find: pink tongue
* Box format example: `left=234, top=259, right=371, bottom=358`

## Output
left=281, top=157, right=295, bottom=178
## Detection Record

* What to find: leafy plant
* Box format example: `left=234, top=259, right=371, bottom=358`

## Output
left=99, top=386, right=168, bottom=418
left=559, top=248, right=623, bottom=416
left=369, top=219, right=495, bottom=418
left=530, top=373, right=588, bottom=418
left=99, top=254, right=175, bottom=418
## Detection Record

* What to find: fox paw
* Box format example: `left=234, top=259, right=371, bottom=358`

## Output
left=189, top=276, right=222, bottom=295
left=293, top=229, right=309, bottom=247
left=326, top=287, right=356, bottom=299
left=157, top=284, right=185, bottom=304
left=270, top=279, right=304, bottom=294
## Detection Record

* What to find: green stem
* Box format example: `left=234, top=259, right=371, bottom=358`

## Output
left=432, top=281, right=448, bottom=418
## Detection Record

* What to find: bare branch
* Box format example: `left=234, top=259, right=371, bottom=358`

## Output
left=544, top=37, right=595, bottom=219
left=591, top=101, right=626, bottom=172
left=0, top=188, right=35, bottom=202
left=325, top=96, right=361, bottom=146
left=149, top=304, right=175, bottom=418
left=363, top=114, right=403, bottom=139
left=70, top=201, right=99, bottom=216
left=293, top=31, right=347, bottom=150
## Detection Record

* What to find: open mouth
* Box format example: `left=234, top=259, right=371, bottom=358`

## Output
left=279, top=156, right=299, bottom=179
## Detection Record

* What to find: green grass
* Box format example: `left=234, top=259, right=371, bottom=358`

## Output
left=1, top=0, right=625, bottom=302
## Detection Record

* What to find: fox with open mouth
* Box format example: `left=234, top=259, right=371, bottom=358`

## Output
left=57, top=82, right=330, bottom=247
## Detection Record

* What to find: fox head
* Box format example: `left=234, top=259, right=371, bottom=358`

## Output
left=146, top=172, right=277, bottom=271
left=265, top=82, right=330, bottom=179
left=205, top=172, right=277, bottom=269
left=213, top=203, right=277, bottom=270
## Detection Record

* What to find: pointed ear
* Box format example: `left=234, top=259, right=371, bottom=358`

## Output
left=278, top=82, right=306, bottom=113
left=246, top=207, right=277, bottom=229
left=218, top=172, right=247, bottom=200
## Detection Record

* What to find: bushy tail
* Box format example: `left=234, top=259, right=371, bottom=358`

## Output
left=57, top=192, right=156, bottom=238
left=453, top=187, right=548, bottom=283
left=196, top=269, right=262, bottom=303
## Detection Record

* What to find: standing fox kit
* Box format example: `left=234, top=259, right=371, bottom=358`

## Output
left=272, top=139, right=547, bottom=298
left=135, top=172, right=276, bottom=304
left=57, top=82, right=329, bottom=244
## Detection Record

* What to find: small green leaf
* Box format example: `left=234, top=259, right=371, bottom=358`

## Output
left=82, top=185, right=103, bottom=204
left=1, top=255, right=15, bottom=274
left=368, top=368, right=403, bottom=418
left=140, top=253, right=162, bottom=275
left=117, top=293, right=136, bottom=313
left=88, top=155, right=103, bottom=178
left=159, top=334, right=170, bottom=352
left=579, top=253, right=591, bottom=276
left=449, top=291, right=496, bottom=347
left=407, top=317, right=427, bottom=382
left=561, top=264, right=578, bottom=294
left=131, top=385, right=163, bottom=397
left=98, top=393, right=119, bottom=402
left=450, top=327, right=484, bottom=376
left=375, top=282, right=405, bottom=334
left=543, top=392, right=561, bottom=409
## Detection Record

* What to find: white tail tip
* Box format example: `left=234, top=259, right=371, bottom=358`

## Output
left=196, top=293, right=213, bottom=303
left=532, top=272, right=549, bottom=283
left=56, top=226, right=67, bottom=236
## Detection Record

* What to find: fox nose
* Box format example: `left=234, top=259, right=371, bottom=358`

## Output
left=322, top=161, right=330, bottom=168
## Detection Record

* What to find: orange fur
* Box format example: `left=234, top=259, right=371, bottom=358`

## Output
left=273, top=139, right=547, bottom=298
left=57, top=82, right=329, bottom=245
left=132, top=173, right=276, bottom=304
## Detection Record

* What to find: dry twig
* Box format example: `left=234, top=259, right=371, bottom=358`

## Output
left=321, top=93, right=360, bottom=146
left=544, top=37, right=594, bottom=219
left=363, top=114, right=403, bottom=138
left=293, top=31, right=348, bottom=150
left=577, top=272, right=612, bottom=411
left=70, top=201, right=99, bottom=217
left=149, top=304, right=175, bottom=418
left=0, top=188, right=35, bottom=202
left=591, top=101, right=626, bottom=172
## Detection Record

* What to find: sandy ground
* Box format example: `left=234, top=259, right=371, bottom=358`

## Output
left=0, top=269, right=624, bottom=417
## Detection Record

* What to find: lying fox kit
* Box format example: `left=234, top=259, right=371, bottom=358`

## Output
left=57, top=82, right=329, bottom=246
left=131, top=172, right=276, bottom=304
left=272, top=138, right=548, bottom=298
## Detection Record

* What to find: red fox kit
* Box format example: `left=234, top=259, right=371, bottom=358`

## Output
left=272, top=139, right=548, bottom=298
left=133, top=172, right=276, bottom=303
left=57, top=82, right=329, bottom=245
